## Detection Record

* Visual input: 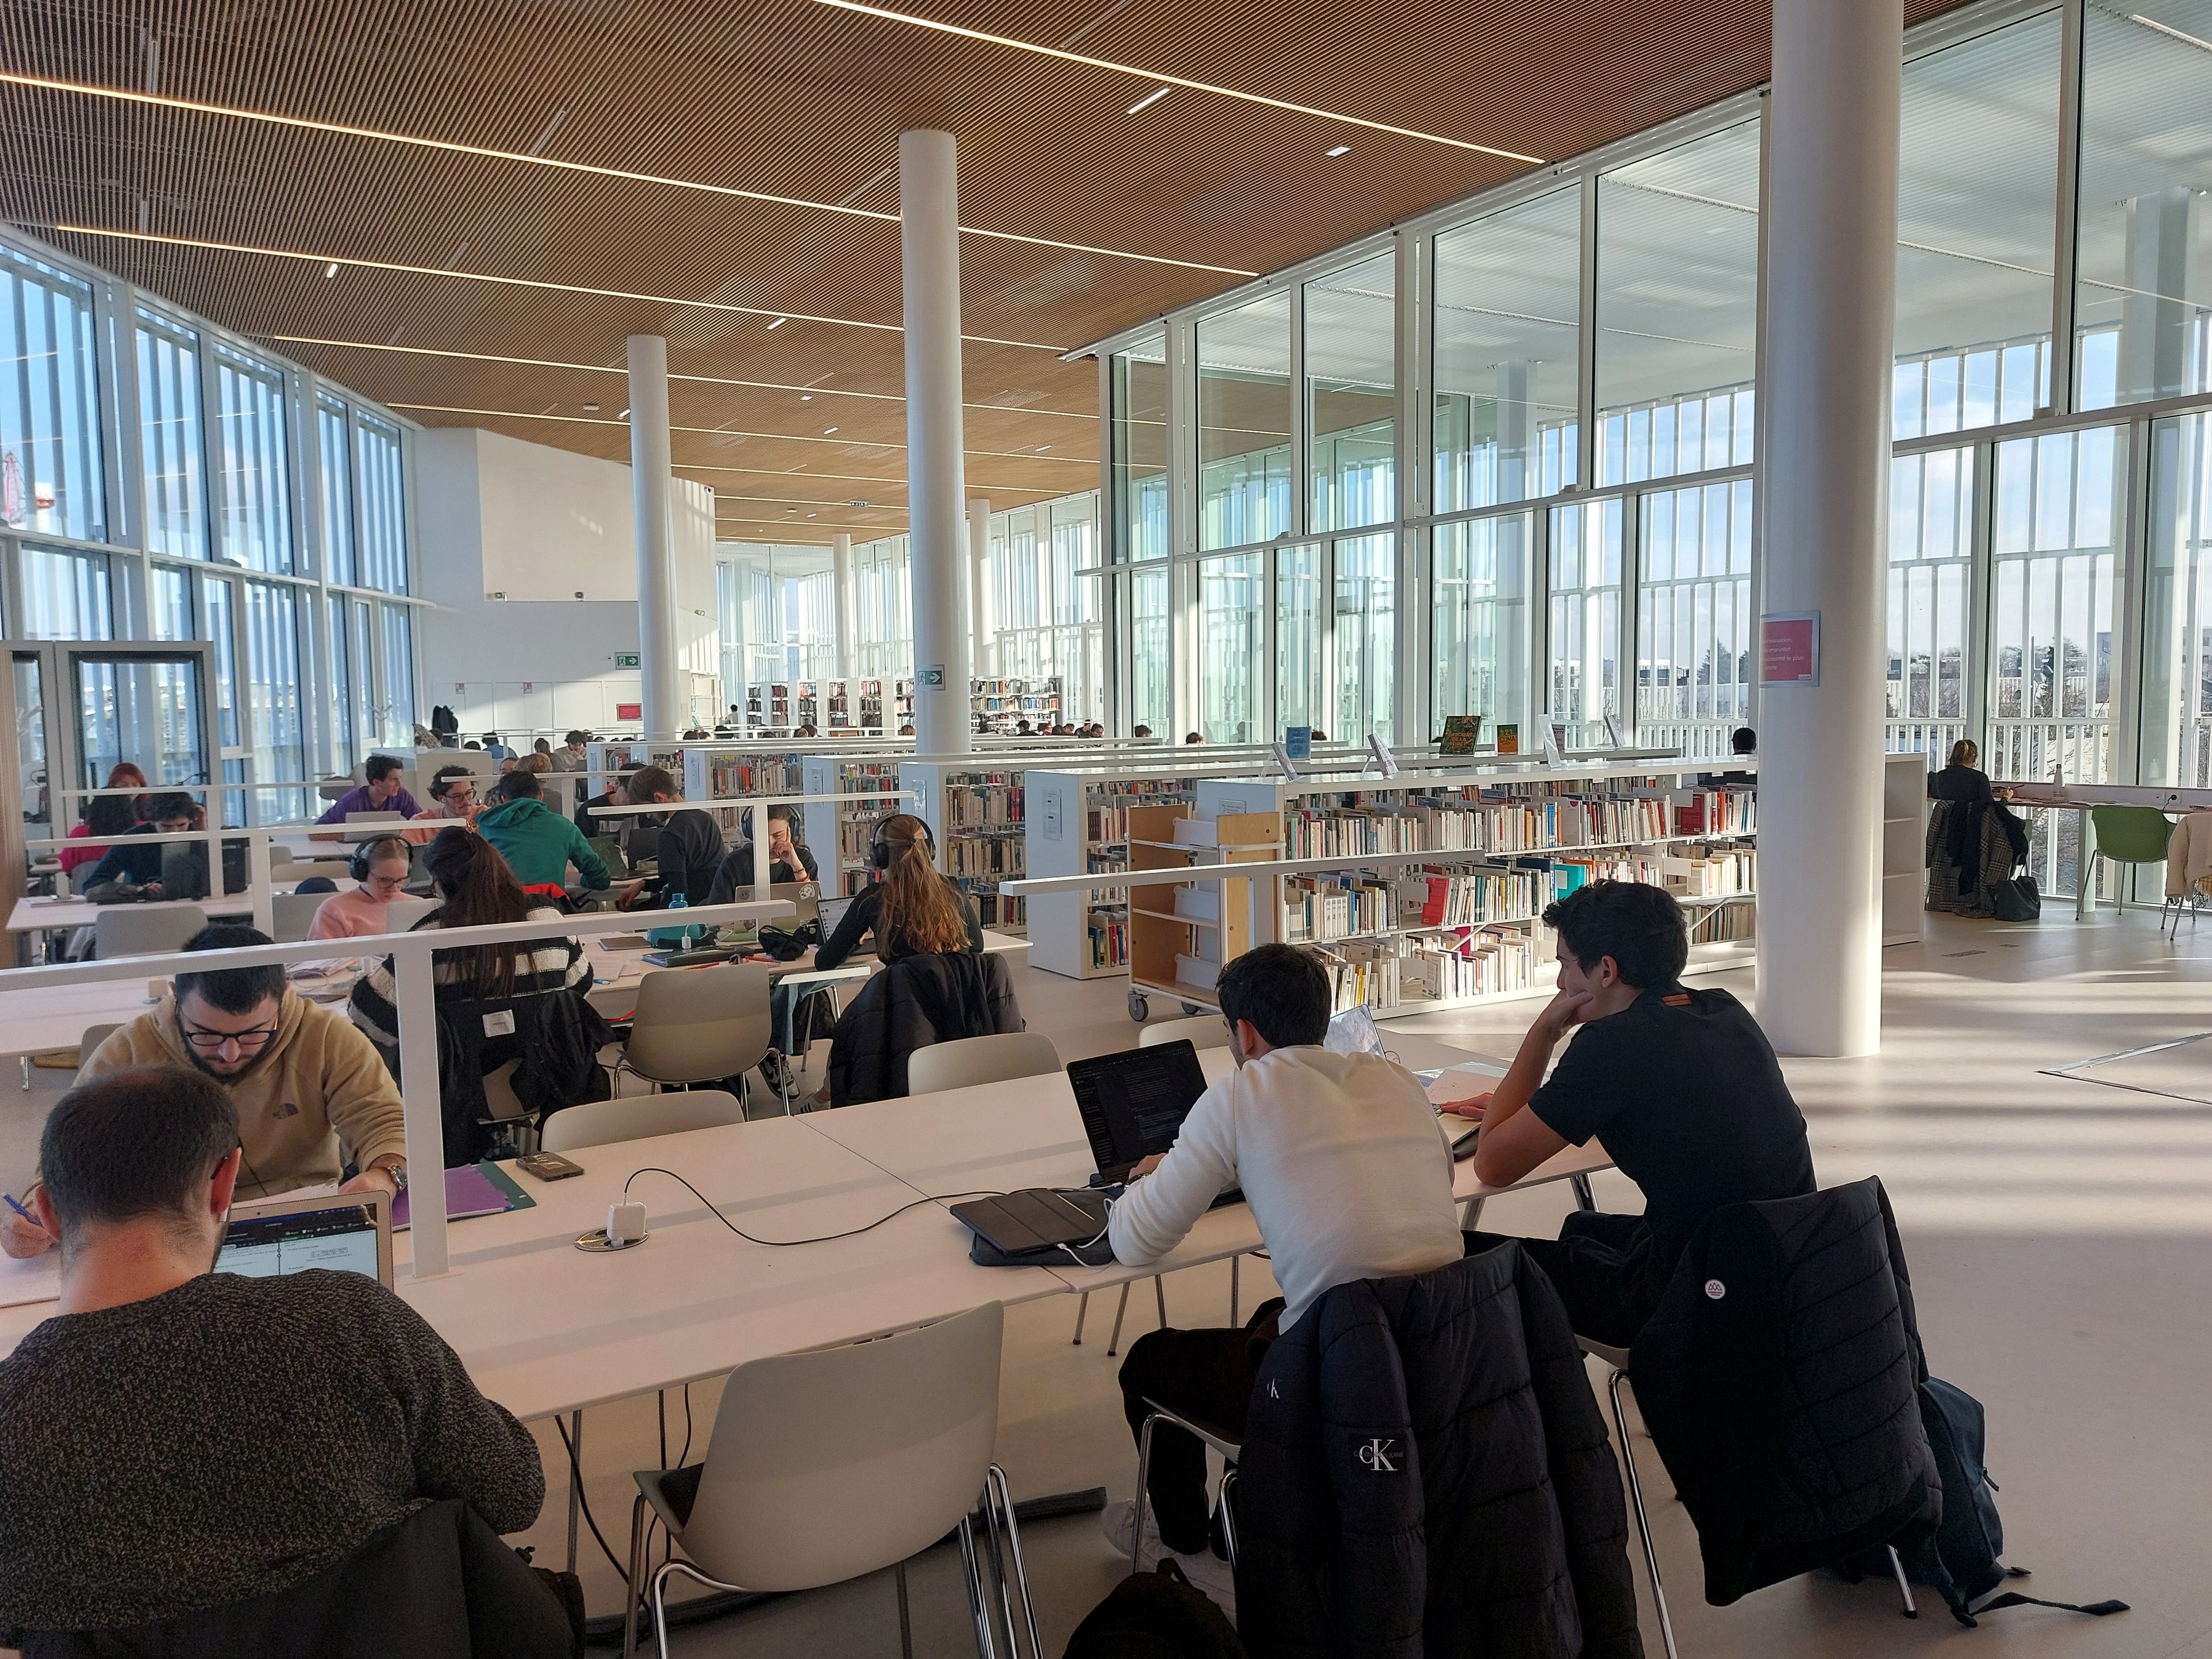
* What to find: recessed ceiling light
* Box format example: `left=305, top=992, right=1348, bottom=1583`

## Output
left=800, top=394, right=812, bottom=401
left=824, top=427, right=838, bottom=434
left=1038, top=444, right=1051, bottom=452
left=766, top=317, right=786, bottom=330
left=1326, top=145, right=1350, bottom=157
left=582, top=401, right=599, bottom=411
left=1126, top=85, right=1171, bottom=115
left=322, top=260, right=339, bottom=278
left=619, top=408, right=630, bottom=418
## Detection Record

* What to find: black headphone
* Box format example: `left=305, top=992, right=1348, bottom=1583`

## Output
left=351, top=835, right=407, bottom=883
left=869, top=814, right=933, bottom=870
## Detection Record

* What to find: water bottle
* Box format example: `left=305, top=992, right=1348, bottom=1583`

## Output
left=646, top=892, right=694, bottom=951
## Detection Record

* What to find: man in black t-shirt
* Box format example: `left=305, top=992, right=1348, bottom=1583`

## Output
left=1448, top=880, right=1814, bottom=1346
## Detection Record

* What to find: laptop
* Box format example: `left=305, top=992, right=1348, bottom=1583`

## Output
left=215, top=1189, right=394, bottom=1288
left=343, top=810, right=405, bottom=826
left=1066, top=1040, right=1213, bottom=1186
left=818, top=892, right=857, bottom=941
left=159, top=837, right=250, bottom=899
left=587, top=834, right=630, bottom=878
left=720, top=881, right=821, bottom=944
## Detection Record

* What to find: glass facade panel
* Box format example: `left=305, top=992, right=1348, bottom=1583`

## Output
left=380, top=603, right=416, bottom=743
left=2076, top=1, right=2212, bottom=407
left=1595, top=122, right=1760, bottom=485
left=212, top=343, right=292, bottom=573
left=1432, top=513, right=1532, bottom=742
left=1111, top=336, right=1169, bottom=562
left=1886, top=446, right=1976, bottom=763
left=1128, top=565, right=1170, bottom=735
left=19, top=545, right=111, bottom=639
left=2142, top=413, right=2212, bottom=786
left=244, top=579, right=306, bottom=818
left=1198, top=552, right=1263, bottom=741
left=1433, top=189, right=1580, bottom=510
left=1636, top=480, right=1751, bottom=756
left=347, top=598, right=377, bottom=757
left=138, top=311, right=206, bottom=560
left=1547, top=498, right=1622, bottom=746
left=327, top=593, right=356, bottom=769
left=1307, top=253, right=1395, bottom=532
left=1277, top=544, right=1322, bottom=733
left=0, top=249, right=103, bottom=543
left=318, top=395, right=354, bottom=586
left=1198, top=291, right=1292, bottom=548
left=356, top=413, right=408, bottom=593
left=1333, top=532, right=1394, bottom=742
left=1892, top=13, right=2059, bottom=429
left=147, top=564, right=192, bottom=641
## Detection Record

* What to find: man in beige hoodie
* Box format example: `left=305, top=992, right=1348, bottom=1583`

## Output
left=2, top=924, right=407, bottom=1258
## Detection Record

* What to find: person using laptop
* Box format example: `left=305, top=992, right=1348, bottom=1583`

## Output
left=1104, top=944, right=1463, bottom=1575
left=476, top=768, right=619, bottom=902
left=314, top=753, right=422, bottom=826
left=305, top=835, right=413, bottom=941
left=0, top=1066, right=543, bottom=1636
left=814, top=813, right=981, bottom=969
left=403, top=763, right=479, bottom=843
left=2, top=926, right=408, bottom=1261
left=707, top=804, right=818, bottom=905
left=79, top=791, right=198, bottom=900
left=614, top=765, right=725, bottom=907
left=1446, top=880, right=1815, bottom=1346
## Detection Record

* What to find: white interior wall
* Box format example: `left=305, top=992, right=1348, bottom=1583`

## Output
left=415, top=428, right=721, bottom=735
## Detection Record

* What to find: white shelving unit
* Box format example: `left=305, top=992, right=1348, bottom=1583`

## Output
left=1883, top=750, right=1928, bottom=946
left=801, top=753, right=907, bottom=896
left=1023, top=766, right=1213, bottom=978
left=900, top=761, right=1029, bottom=931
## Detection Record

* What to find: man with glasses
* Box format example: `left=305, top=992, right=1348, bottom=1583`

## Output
left=1, top=925, right=407, bottom=1260
left=404, top=763, right=480, bottom=843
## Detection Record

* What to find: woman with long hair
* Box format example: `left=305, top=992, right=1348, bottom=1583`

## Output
left=58, top=764, right=150, bottom=878
left=1927, top=737, right=2028, bottom=916
left=815, top=813, right=981, bottom=969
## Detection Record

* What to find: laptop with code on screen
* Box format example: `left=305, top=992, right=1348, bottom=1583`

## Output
left=215, top=1190, right=393, bottom=1288
left=1066, top=1040, right=1213, bottom=1185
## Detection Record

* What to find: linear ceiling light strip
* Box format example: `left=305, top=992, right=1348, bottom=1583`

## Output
left=45, top=223, right=1062, bottom=351
left=812, top=0, right=1545, bottom=163
left=0, top=70, right=1253, bottom=276
left=389, top=401, right=1095, bottom=462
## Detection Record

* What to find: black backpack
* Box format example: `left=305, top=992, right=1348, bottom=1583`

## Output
left=1063, top=1560, right=1245, bottom=1659
left=1861, top=1377, right=2125, bottom=1627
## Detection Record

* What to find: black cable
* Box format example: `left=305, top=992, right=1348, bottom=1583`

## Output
left=622, top=1169, right=1003, bottom=1247
left=554, top=1414, right=630, bottom=1584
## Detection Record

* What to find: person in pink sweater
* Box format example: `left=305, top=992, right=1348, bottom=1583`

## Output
left=306, top=836, right=414, bottom=940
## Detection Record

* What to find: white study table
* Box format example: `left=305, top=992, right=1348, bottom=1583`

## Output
left=7, top=891, right=268, bottom=934
left=581, top=927, right=1032, bottom=1022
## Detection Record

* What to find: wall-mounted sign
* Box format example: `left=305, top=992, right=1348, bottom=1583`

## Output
left=1760, top=613, right=1821, bottom=686
left=616, top=702, right=642, bottom=720
left=614, top=653, right=641, bottom=669
left=918, top=665, right=946, bottom=687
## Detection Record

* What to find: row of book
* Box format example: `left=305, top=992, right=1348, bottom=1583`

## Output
left=1692, top=900, right=1758, bottom=941
left=970, top=888, right=1026, bottom=930
left=943, top=779, right=1024, bottom=829
left=946, top=833, right=1025, bottom=879
left=700, top=755, right=803, bottom=796
left=1086, top=907, right=1130, bottom=970
left=1281, top=793, right=1684, bottom=859
left=1662, top=842, right=1756, bottom=897
left=1283, top=876, right=1397, bottom=944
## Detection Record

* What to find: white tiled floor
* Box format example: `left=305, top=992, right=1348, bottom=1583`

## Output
left=507, top=905, right=2212, bottom=1657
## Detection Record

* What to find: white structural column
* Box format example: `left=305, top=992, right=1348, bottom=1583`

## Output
left=900, top=129, right=973, bottom=754
left=1755, top=0, right=1902, bottom=1057
left=967, top=498, right=992, bottom=680
left=832, top=532, right=857, bottom=682
left=626, top=334, right=683, bottom=738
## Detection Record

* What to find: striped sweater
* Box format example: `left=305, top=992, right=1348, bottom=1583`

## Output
left=347, top=906, right=590, bottom=1046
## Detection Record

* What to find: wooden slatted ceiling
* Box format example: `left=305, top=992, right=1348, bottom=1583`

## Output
left=0, top=0, right=1969, bottom=544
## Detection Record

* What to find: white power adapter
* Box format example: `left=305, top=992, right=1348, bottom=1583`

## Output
left=607, top=1200, right=648, bottom=1243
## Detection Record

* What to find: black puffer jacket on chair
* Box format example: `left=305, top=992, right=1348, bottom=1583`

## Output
left=827, top=951, right=1021, bottom=1106
left=1236, top=1240, right=1644, bottom=1659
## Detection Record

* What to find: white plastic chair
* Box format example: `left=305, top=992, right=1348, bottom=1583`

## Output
left=906, top=1032, right=1061, bottom=1096
left=621, top=1302, right=1037, bottom=1659
left=541, top=1089, right=746, bottom=1153
left=95, top=904, right=207, bottom=961
left=619, top=962, right=782, bottom=1112
left=1139, top=1015, right=1230, bottom=1051
left=270, top=891, right=329, bottom=944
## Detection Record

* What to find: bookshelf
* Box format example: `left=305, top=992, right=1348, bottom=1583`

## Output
left=971, top=675, right=1062, bottom=733
left=585, top=740, right=689, bottom=790
left=900, top=761, right=1029, bottom=930
left=1024, top=767, right=1216, bottom=979
left=1882, top=750, right=1927, bottom=947
left=801, top=753, right=907, bottom=896
left=1123, top=805, right=1283, bottom=1022
left=681, top=747, right=806, bottom=802
left=1167, top=760, right=1759, bottom=1018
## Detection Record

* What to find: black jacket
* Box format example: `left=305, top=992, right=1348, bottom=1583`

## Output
left=828, top=951, right=1022, bottom=1106
left=1236, top=1241, right=1644, bottom=1659
left=1626, top=1177, right=1939, bottom=1606
left=650, top=808, right=727, bottom=906
left=22, top=1499, right=577, bottom=1659
left=84, top=823, right=167, bottom=891
left=433, top=991, right=614, bottom=1165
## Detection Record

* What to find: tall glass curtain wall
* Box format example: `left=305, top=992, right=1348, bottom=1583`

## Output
left=1096, top=0, right=2212, bottom=894
left=0, top=228, right=420, bottom=826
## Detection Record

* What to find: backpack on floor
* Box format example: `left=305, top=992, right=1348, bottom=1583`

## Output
left=1991, top=869, right=2041, bottom=922
left=1858, top=1376, right=2126, bottom=1627
left=1063, top=1559, right=1246, bottom=1659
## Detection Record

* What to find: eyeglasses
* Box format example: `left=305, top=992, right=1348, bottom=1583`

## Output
left=179, top=1018, right=279, bottom=1052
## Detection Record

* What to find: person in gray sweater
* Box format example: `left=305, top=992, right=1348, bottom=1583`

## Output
left=0, top=1065, right=543, bottom=1638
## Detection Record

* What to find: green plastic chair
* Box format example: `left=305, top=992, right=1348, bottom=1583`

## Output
left=2089, top=806, right=2174, bottom=912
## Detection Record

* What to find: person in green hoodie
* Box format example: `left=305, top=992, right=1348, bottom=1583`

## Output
left=474, top=769, right=619, bottom=900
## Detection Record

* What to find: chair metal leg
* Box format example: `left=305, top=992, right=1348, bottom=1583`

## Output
left=984, top=1465, right=1042, bottom=1659
left=1887, top=1544, right=1918, bottom=1617
left=1107, top=1283, right=1133, bottom=1355
left=896, top=1559, right=915, bottom=1659
left=956, top=1513, right=1000, bottom=1659
left=1230, top=1254, right=1239, bottom=1327
left=1154, top=1274, right=1168, bottom=1329
left=1131, top=1413, right=1158, bottom=1575
left=1072, top=1292, right=1089, bottom=1345
left=1571, top=1172, right=1598, bottom=1212
left=1217, top=1465, right=1239, bottom=1571
left=622, top=1493, right=649, bottom=1659
left=566, top=1410, right=584, bottom=1574
left=1460, top=1194, right=1485, bottom=1229
left=1607, top=1368, right=1679, bottom=1659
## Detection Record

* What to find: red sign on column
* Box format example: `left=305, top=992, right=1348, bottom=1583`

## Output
left=1760, top=613, right=1821, bottom=686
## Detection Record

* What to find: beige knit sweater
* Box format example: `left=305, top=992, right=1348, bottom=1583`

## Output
left=80, top=991, right=408, bottom=1199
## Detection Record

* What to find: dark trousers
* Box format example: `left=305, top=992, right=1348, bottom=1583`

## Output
left=1469, top=1210, right=1664, bottom=1349
left=1117, top=1298, right=1283, bottom=1555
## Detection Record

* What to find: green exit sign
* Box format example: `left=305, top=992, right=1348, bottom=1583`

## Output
left=614, top=653, right=641, bottom=669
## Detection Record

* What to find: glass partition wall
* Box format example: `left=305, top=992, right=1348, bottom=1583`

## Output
left=1094, top=0, right=2212, bottom=897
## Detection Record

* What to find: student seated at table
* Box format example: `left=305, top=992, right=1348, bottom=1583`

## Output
left=613, top=764, right=724, bottom=908
left=1106, top=944, right=1462, bottom=1568
left=80, top=791, right=198, bottom=899
left=350, top=829, right=607, bottom=1161
left=815, top=813, right=981, bottom=969
left=1449, top=880, right=1815, bottom=1347
left=2, top=926, right=408, bottom=1261
left=315, top=753, right=422, bottom=826
left=476, top=768, right=615, bottom=905
left=707, top=804, right=819, bottom=905
left=575, top=773, right=638, bottom=862
left=58, top=764, right=147, bottom=880
left=404, top=763, right=479, bottom=844
left=306, top=835, right=413, bottom=941
left=0, top=1066, right=543, bottom=1638
left=1926, top=737, right=2028, bottom=917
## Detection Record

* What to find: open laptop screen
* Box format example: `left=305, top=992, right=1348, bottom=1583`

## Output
left=216, top=1196, right=390, bottom=1286
left=1065, top=1040, right=1212, bottom=1182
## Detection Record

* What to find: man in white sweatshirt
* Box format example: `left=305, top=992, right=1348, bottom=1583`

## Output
left=1106, top=944, right=1464, bottom=1568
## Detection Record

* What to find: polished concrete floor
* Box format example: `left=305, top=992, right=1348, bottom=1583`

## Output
left=495, top=905, right=2212, bottom=1657
left=2, top=907, right=2202, bottom=1655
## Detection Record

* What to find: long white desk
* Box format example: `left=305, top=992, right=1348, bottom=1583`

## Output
left=7, top=892, right=265, bottom=934
left=581, top=927, right=1032, bottom=1022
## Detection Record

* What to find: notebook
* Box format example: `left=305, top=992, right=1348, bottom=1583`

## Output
left=391, top=1161, right=535, bottom=1230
